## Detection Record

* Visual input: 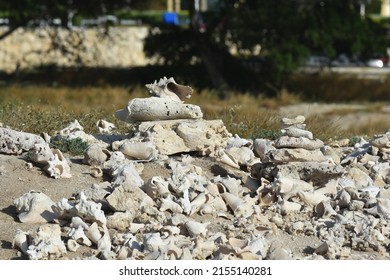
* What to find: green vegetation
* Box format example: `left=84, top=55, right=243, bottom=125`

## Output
left=49, top=137, right=89, bottom=155
left=0, top=85, right=388, bottom=144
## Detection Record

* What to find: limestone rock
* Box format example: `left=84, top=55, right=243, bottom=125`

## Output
left=0, top=127, right=47, bottom=155
left=266, top=148, right=327, bottom=163
left=274, top=136, right=324, bottom=150
left=115, top=97, right=203, bottom=123
left=135, top=119, right=231, bottom=156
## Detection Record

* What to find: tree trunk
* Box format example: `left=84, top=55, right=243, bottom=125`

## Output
left=188, top=0, right=228, bottom=92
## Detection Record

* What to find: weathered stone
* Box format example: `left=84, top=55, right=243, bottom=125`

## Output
left=266, top=148, right=327, bottom=163
left=0, top=127, right=46, bottom=155
left=135, top=119, right=231, bottom=156
left=281, top=127, right=313, bottom=139
left=274, top=136, right=324, bottom=150
left=251, top=162, right=345, bottom=185
left=371, top=133, right=390, bottom=148
left=115, top=97, right=203, bottom=123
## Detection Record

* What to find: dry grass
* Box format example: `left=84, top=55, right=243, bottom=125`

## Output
left=0, top=85, right=388, bottom=141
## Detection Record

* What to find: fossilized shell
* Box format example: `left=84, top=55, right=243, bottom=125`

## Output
left=70, top=216, right=89, bottom=230
left=75, top=192, right=107, bottom=225
left=30, top=143, right=54, bottom=165
left=13, top=191, right=57, bottom=224
left=26, top=224, right=67, bottom=260
left=214, top=148, right=240, bottom=169
left=315, top=179, right=338, bottom=196
left=146, top=76, right=193, bottom=102
left=13, top=229, right=30, bottom=255
left=142, top=176, right=170, bottom=199
left=86, top=222, right=103, bottom=244
left=68, top=226, right=93, bottom=246
left=185, top=220, right=210, bottom=237
left=220, top=192, right=254, bottom=218
left=59, top=119, right=83, bottom=134
left=273, top=177, right=313, bottom=200
left=365, top=198, right=390, bottom=218
left=67, top=239, right=80, bottom=252
left=119, top=141, right=158, bottom=161
left=297, top=191, right=329, bottom=207
left=225, top=146, right=255, bottom=166
left=190, top=192, right=210, bottom=215
left=214, top=176, right=242, bottom=197
left=115, top=97, right=202, bottom=123
left=90, top=166, right=103, bottom=178
left=96, top=119, right=116, bottom=134
left=315, top=200, right=337, bottom=218
left=111, top=164, right=144, bottom=191
left=253, top=138, right=275, bottom=161
left=83, top=144, right=111, bottom=167
left=143, top=232, right=167, bottom=252
left=278, top=199, right=302, bottom=215
left=44, top=149, right=72, bottom=179
left=159, top=197, right=183, bottom=214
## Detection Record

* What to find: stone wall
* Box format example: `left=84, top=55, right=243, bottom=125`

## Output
left=0, top=26, right=151, bottom=73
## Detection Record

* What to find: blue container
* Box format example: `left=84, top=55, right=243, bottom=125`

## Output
left=162, top=12, right=179, bottom=25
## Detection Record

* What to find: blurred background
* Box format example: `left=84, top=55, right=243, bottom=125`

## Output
left=0, top=0, right=390, bottom=142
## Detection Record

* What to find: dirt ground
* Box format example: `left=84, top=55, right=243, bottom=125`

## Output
left=1, top=103, right=390, bottom=260
left=0, top=153, right=387, bottom=260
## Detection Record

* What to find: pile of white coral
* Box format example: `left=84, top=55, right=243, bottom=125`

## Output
left=2, top=77, right=390, bottom=260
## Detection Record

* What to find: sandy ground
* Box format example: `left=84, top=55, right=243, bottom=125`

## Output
left=1, top=103, right=390, bottom=260
left=0, top=152, right=386, bottom=260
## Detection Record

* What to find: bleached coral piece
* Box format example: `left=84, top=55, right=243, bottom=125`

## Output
left=115, top=97, right=203, bottom=123
left=13, top=191, right=57, bottom=224
left=44, top=149, right=72, bottom=179
left=0, top=127, right=47, bottom=154
left=145, top=76, right=193, bottom=102
left=26, top=224, right=67, bottom=260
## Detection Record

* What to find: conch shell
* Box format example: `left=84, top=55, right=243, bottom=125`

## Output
left=146, top=76, right=193, bottom=103
left=44, top=149, right=72, bottom=179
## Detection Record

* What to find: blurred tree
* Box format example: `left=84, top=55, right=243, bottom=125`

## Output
left=0, top=0, right=133, bottom=39
left=144, top=0, right=390, bottom=94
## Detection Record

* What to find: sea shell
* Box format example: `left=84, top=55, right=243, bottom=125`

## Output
left=90, top=166, right=103, bottom=178
left=159, top=197, right=183, bottom=214
left=70, top=216, right=89, bottom=230
left=30, top=143, right=54, bottom=165
left=225, top=146, right=255, bottom=166
left=185, top=220, right=210, bottom=237
left=44, top=149, right=72, bottom=179
left=315, top=200, right=338, bottom=218
left=75, top=192, right=107, bottom=225
left=67, top=239, right=80, bottom=252
left=86, top=222, right=103, bottom=244
left=143, top=232, right=167, bottom=252
left=59, top=119, right=83, bottom=134
left=253, top=138, right=275, bottom=161
left=213, top=176, right=242, bottom=197
left=119, top=141, right=158, bottom=161
left=278, top=199, right=302, bottom=215
left=83, top=144, right=111, bottom=167
left=297, top=191, right=329, bottom=206
left=214, top=148, right=240, bottom=169
left=26, top=224, right=67, bottom=260
left=220, top=192, right=254, bottom=218
left=96, top=119, right=116, bottom=134
left=190, top=192, right=211, bottom=215
left=142, top=176, right=170, bottom=199
left=273, top=177, right=313, bottom=200
left=68, top=226, right=93, bottom=246
left=12, top=229, right=30, bottom=255
left=145, top=76, right=193, bottom=102
left=111, top=164, right=144, bottom=191
left=13, top=191, right=57, bottom=224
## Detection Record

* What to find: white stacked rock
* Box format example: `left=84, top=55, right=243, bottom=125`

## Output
left=251, top=115, right=344, bottom=185
left=114, top=77, right=231, bottom=158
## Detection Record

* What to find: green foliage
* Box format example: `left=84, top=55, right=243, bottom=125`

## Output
left=49, top=136, right=89, bottom=155
left=348, top=136, right=362, bottom=147
left=249, top=129, right=282, bottom=140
